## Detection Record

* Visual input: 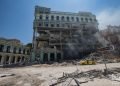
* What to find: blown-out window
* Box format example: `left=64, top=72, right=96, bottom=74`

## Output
left=51, top=24, right=54, bottom=27
left=90, top=18, right=92, bottom=22
left=71, top=17, right=74, bottom=21
left=46, top=15, right=49, bottom=20
left=67, top=16, right=69, bottom=21
left=56, top=16, right=59, bottom=20
left=39, top=15, right=42, bottom=20
left=76, top=17, right=79, bottom=22
left=81, top=18, right=83, bottom=21
left=85, top=18, right=88, bottom=22
left=51, top=15, right=54, bottom=20
left=6, top=46, right=11, bottom=53
left=0, top=45, right=4, bottom=52
left=61, top=16, right=64, bottom=21
left=57, top=24, right=60, bottom=27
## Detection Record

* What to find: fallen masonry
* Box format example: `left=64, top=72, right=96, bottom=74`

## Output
left=0, top=73, right=15, bottom=77
left=0, top=63, right=120, bottom=86
left=50, top=68, right=120, bottom=86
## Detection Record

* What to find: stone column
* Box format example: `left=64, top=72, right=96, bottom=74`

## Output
left=9, top=56, right=12, bottom=64
left=48, top=53, right=50, bottom=62
left=3, top=45, right=7, bottom=52
left=16, top=48, right=19, bottom=54
left=15, top=57, right=18, bottom=64
left=23, top=56, right=25, bottom=62
left=20, top=57, right=22, bottom=63
left=10, top=46, right=13, bottom=53
left=31, top=52, right=35, bottom=62
left=40, top=48, right=44, bottom=63
left=54, top=46, right=57, bottom=61
left=25, top=50, right=28, bottom=55
left=21, top=48, right=23, bottom=54
left=1, top=55, right=5, bottom=65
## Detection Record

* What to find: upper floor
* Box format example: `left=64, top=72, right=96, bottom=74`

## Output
left=34, top=6, right=98, bottom=29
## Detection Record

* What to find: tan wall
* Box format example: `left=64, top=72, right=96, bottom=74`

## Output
left=0, top=52, right=29, bottom=65
left=0, top=38, right=30, bottom=66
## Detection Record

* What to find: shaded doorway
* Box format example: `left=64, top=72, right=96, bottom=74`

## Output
left=17, top=56, right=21, bottom=63
left=6, top=56, right=10, bottom=64
left=43, top=53, right=48, bottom=62
left=50, top=53, right=55, bottom=61
left=57, top=53, right=61, bottom=61
left=22, top=56, right=25, bottom=62
left=12, top=56, right=15, bottom=64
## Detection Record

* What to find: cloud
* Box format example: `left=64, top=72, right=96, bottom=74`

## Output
left=97, top=8, right=120, bottom=30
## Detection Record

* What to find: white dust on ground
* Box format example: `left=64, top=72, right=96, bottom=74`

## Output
left=0, top=63, right=120, bottom=86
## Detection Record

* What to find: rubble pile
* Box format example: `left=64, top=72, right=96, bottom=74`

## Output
left=85, top=50, right=120, bottom=63
left=50, top=68, right=120, bottom=86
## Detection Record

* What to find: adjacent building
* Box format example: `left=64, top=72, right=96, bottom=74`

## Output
left=32, top=6, right=99, bottom=63
left=0, top=38, right=30, bottom=66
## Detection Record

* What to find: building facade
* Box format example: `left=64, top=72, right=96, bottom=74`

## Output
left=0, top=38, right=30, bottom=66
left=32, top=6, right=99, bottom=62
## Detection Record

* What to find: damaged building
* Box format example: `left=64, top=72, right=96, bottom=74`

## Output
left=32, top=6, right=99, bottom=63
left=0, top=38, right=30, bottom=66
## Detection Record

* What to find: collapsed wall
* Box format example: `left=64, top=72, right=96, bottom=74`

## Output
left=100, top=25, right=120, bottom=56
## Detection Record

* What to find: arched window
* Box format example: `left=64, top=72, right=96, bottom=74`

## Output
left=19, top=48, right=21, bottom=54
left=90, top=18, right=92, bottom=22
left=56, top=16, right=59, bottom=20
left=67, top=16, right=69, bottom=21
left=56, top=24, right=60, bottom=27
left=0, top=45, right=4, bottom=52
left=76, top=17, right=79, bottom=22
left=13, top=47, right=17, bottom=54
left=17, top=56, right=21, bottom=62
left=61, top=16, right=64, bottom=21
left=6, top=56, right=9, bottom=64
left=71, top=17, right=74, bottom=21
left=85, top=18, right=88, bottom=22
left=51, top=15, right=54, bottom=20
left=81, top=18, right=83, bottom=21
left=51, top=24, right=54, bottom=27
left=22, top=56, right=25, bottom=62
left=11, top=56, right=15, bottom=64
left=6, top=46, right=11, bottom=53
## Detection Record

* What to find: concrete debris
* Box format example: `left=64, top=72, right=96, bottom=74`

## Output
left=50, top=68, right=120, bottom=86
left=0, top=63, right=120, bottom=86
left=0, top=73, right=15, bottom=77
left=85, top=50, right=120, bottom=63
left=108, top=74, right=120, bottom=82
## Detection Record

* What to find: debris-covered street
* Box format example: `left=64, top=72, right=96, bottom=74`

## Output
left=0, top=63, right=120, bottom=86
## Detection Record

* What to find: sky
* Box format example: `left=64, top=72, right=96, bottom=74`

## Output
left=0, top=0, right=120, bottom=44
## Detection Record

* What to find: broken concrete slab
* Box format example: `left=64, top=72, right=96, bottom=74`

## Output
left=0, top=73, right=15, bottom=77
